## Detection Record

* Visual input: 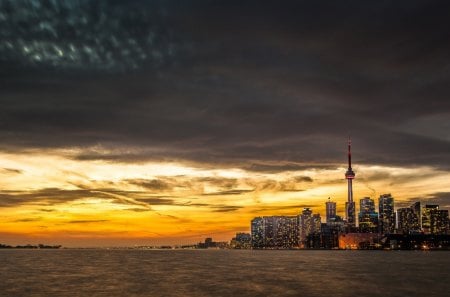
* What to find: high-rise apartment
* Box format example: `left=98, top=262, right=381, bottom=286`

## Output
left=379, top=193, right=395, bottom=234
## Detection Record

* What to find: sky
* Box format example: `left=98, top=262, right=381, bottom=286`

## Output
left=1, top=0, right=450, bottom=247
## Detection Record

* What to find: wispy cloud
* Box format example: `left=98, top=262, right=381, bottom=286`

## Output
left=67, top=220, right=110, bottom=224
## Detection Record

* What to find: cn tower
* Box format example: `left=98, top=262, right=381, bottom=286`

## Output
left=345, top=138, right=356, bottom=227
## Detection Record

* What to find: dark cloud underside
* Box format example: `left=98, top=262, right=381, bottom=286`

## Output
left=1, top=0, right=449, bottom=171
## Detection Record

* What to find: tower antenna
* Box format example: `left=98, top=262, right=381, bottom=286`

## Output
left=345, top=137, right=356, bottom=228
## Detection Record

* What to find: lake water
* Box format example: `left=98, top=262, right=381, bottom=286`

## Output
left=0, top=249, right=449, bottom=297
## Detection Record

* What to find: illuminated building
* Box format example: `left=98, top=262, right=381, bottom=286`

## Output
left=358, top=197, right=378, bottom=233
left=325, top=197, right=337, bottom=223
left=379, top=193, right=395, bottom=234
left=345, top=138, right=356, bottom=228
left=422, top=205, right=439, bottom=234
left=313, top=214, right=322, bottom=231
left=338, top=233, right=379, bottom=250
left=197, top=238, right=219, bottom=248
left=430, top=209, right=449, bottom=234
left=274, top=216, right=299, bottom=248
left=251, top=216, right=299, bottom=249
left=421, top=204, right=449, bottom=234
left=385, top=234, right=450, bottom=250
left=411, top=201, right=422, bottom=230
left=230, top=233, right=251, bottom=249
left=251, top=217, right=264, bottom=248
left=397, top=207, right=419, bottom=234
left=320, top=223, right=340, bottom=249
left=299, top=208, right=321, bottom=247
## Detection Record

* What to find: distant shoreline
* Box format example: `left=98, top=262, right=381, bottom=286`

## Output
left=0, top=244, right=61, bottom=249
left=1, top=245, right=449, bottom=251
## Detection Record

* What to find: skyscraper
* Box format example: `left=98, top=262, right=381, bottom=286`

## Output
left=421, top=204, right=450, bottom=234
left=250, top=216, right=299, bottom=249
left=325, top=197, right=337, bottom=223
left=358, top=197, right=379, bottom=233
left=345, top=138, right=356, bottom=227
left=397, top=207, right=419, bottom=234
left=422, top=205, right=439, bottom=234
left=251, top=217, right=264, bottom=248
left=298, top=208, right=321, bottom=247
left=379, top=193, right=395, bottom=234
left=431, top=210, right=449, bottom=234
left=411, top=201, right=421, bottom=230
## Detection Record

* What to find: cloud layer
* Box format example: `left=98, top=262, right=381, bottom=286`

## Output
left=0, top=0, right=449, bottom=171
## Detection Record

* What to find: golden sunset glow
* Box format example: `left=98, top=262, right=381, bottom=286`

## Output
left=1, top=149, right=449, bottom=246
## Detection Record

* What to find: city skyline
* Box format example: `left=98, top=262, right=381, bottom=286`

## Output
left=1, top=0, right=450, bottom=247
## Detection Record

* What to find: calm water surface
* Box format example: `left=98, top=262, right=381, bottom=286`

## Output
left=1, top=249, right=449, bottom=297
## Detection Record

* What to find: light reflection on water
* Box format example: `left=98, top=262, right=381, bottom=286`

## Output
left=1, top=249, right=449, bottom=297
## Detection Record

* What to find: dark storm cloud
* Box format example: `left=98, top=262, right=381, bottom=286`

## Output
left=243, top=163, right=338, bottom=173
left=398, top=192, right=450, bottom=209
left=1, top=0, right=450, bottom=171
left=0, top=0, right=180, bottom=71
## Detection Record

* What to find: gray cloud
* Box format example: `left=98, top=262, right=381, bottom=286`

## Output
left=0, top=187, right=174, bottom=208
left=211, top=205, right=243, bottom=213
left=13, top=217, right=42, bottom=222
left=1, top=168, right=23, bottom=174
left=125, top=208, right=153, bottom=213
left=254, top=204, right=321, bottom=213
left=0, top=0, right=182, bottom=72
left=0, top=0, right=449, bottom=173
left=202, top=190, right=253, bottom=196
left=399, top=192, right=450, bottom=210
left=68, top=220, right=109, bottom=224
left=127, top=179, right=172, bottom=191
left=0, top=185, right=248, bottom=214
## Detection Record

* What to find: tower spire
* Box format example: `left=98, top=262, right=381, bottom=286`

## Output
left=348, top=137, right=352, bottom=170
left=345, top=137, right=356, bottom=228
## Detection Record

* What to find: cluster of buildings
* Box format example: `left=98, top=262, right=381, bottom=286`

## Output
left=248, top=139, right=450, bottom=250
left=249, top=196, right=449, bottom=250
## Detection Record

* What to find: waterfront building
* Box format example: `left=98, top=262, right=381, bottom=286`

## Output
left=358, top=197, right=379, bottom=233
left=313, top=214, right=321, bottom=232
left=430, top=209, right=449, bottom=234
left=421, top=205, right=449, bottom=234
left=422, top=205, right=439, bottom=234
left=251, top=217, right=265, bottom=248
left=319, top=222, right=340, bottom=249
left=325, top=198, right=337, bottom=223
left=299, top=208, right=321, bottom=247
left=385, top=234, right=450, bottom=250
left=411, top=201, right=422, bottom=230
left=197, top=238, right=220, bottom=248
left=275, top=216, right=299, bottom=248
left=251, top=216, right=299, bottom=248
left=231, top=233, right=251, bottom=249
left=379, top=193, right=395, bottom=234
left=338, top=233, right=380, bottom=250
left=397, top=207, right=420, bottom=234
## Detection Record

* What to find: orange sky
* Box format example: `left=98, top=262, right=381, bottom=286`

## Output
left=1, top=149, right=449, bottom=247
